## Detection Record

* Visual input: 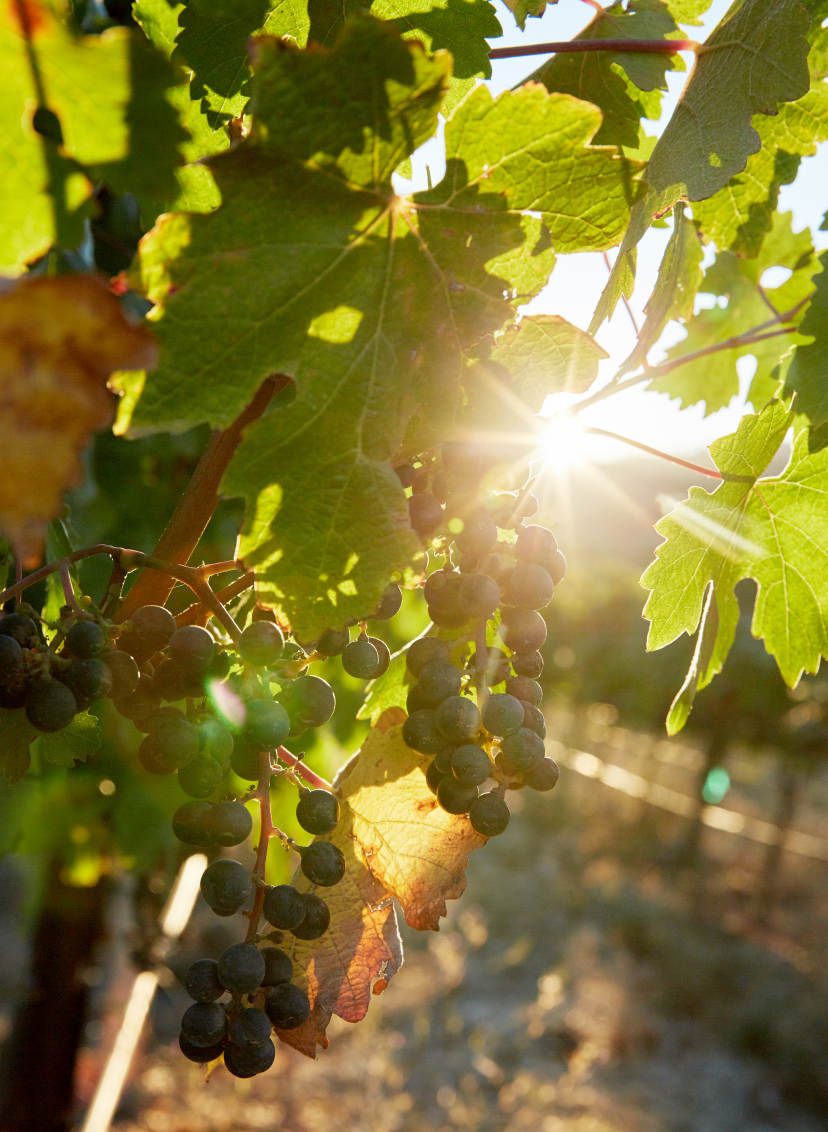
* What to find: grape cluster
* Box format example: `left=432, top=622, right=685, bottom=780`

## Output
left=397, top=440, right=561, bottom=835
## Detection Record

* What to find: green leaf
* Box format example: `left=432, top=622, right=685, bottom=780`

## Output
left=529, top=0, right=683, bottom=149
left=642, top=398, right=828, bottom=688
left=804, top=0, right=828, bottom=80
left=589, top=185, right=680, bottom=333
left=666, top=579, right=718, bottom=735
left=0, top=10, right=187, bottom=270
left=646, top=0, right=811, bottom=201
left=692, top=87, right=828, bottom=257
left=133, top=0, right=184, bottom=57
left=129, top=21, right=642, bottom=636
left=784, top=252, right=828, bottom=425
left=650, top=211, right=817, bottom=414
left=357, top=651, right=409, bottom=722
left=0, top=708, right=33, bottom=783
left=487, top=315, right=609, bottom=409
left=37, top=711, right=102, bottom=769
left=502, top=0, right=552, bottom=31
left=664, top=0, right=713, bottom=23
left=619, top=201, right=703, bottom=374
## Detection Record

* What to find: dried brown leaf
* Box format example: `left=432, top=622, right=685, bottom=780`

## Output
left=0, top=275, right=156, bottom=563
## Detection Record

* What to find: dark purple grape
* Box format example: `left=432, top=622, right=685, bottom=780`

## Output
left=224, top=1038, right=275, bottom=1078
left=406, top=636, right=450, bottom=676
left=451, top=744, right=491, bottom=786
left=366, top=636, right=391, bottom=679
left=402, top=709, right=444, bottom=755
left=265, top=983, right=310, bottom=1030
left=0, top=613, right=37, bottom=646
left=425, top=759, right=445, bottom=794
left=130, top=605, right=177, bottom=649
left=243, top=699, right=290, bottom=748
left=170, top=625, right=216, bottom=673
left=63, top=657, right=112, bottom=702
left=185, top=959, right=224, bottom=1003
left=290, top=893, right=329, bottom=939
left=458, top=574, right=500, bottom=619
left=406, top=684, right=430, bottom=715
left=230, top=738, right=261, bottom=781
left=238, top=622, right=284, bottom=667
left=263, top=884, right=306, bottom=931
left=0, top=635, right=23, bottom=681
left=296, top=789, right=340, bottom=835
left=260, top=947, right=293, bottom=987
left=434, top=696, right=480, bottom=743
left=280, top=674, right=335, bottom=732
left=469, top=792, right=510, bottom=836
left=454, top=512, right=498, bottom=556
left=548, top=549, right=567, bottom=586
left=200, top=859, right=252, bottom=916
left=229, top=1008, right=271, bottom=1049
left=342, top=639, right=379, bottom=679
left=172, top=801, right=216, bottom=846
left=511, top=651, right=543, bottom=679
left=506, top=562, right=554, bottom=610
left=217, top=943, right=265, bottom=994
left=209, top=800, right=253, bottom=847
left=372, top=584, right=402, bottom=620
left=520, top=700, right=546, bottom=739
left=394, top=462, right=416, bottom=488
left=515, top=525, right=558, bottom=566
left=179, top=1033, right=226, bottom=1063
left=151, top=657, right=183, bottom=701
left=105, top=649, right=140, bottom=698
left=501, top=609, right=547, bottom=653
left=408, top=494, right=443, bottom=536
left=436, top=777, right=477, bottom=815
left=418, top=660, right=462, bottom=706
left=505, top=676, right=542, bottom=707
left=115, top=673, right=161, bottom=721
left=25, top=680, right=76, bottom=732
left=299, top=841, right=346, bottom=887
left=316, top=627, right=349, bottom=657
left=481, top=693, right=524, bottom=737
left=500, top=727, right=544, bottom=772
left=65, top=620, right=105, bottom=659
left=181, top=1001, right=227, bottom=1047
left=525, top=756, right=559, bottom=791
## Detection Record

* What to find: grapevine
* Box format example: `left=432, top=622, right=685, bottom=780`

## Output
left=0, top=0, right=826, bottom=1113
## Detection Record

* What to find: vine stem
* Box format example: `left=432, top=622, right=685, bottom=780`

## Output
left=59, top=560, right=83, bottom=614
left=581, top=427, right=722, bottom=479
left=245, top=749, right=274, bottom=942
left=488, top=38, right=697, bottom=60
left=175, top=573, right=256, bottom=628
left=276, top=746, right=332, bottom=791
left=474, top=619, right=491, bottom=707
left=117, top=375, right=290, bottom=621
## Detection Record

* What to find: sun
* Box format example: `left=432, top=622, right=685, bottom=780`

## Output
left=535, top=413, right=590, bottom=471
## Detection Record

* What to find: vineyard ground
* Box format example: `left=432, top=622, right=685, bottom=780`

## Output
left=56, top=708, right=828, bottom=1132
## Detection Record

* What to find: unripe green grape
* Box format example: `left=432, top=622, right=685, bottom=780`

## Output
left=450, top=744, right=491, bottom=787
left=436, top=777, right=477, bottom=815
left=505, top=676, right=542, bottom=707
left=178, top=755, right=223, bottom=798
left=197, top=717, right=234, bottom=771
left=238, top=621, right=284, bottom=666
left=481, top=692, right=524, bottom=737
left=342, top=639, right=379, bottom=679
left=469, top=792, right=510, bottom=837
left=500, top=727, right=544, bottom=772
left=434, top=695, right=480, bottom=743
left=148, top=717, right=200, bottom=771
left=418, top=660, right=462, bottom=706
left=402, top=709, right=445, bottom=755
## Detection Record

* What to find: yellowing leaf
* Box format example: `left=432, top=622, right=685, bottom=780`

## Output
left=280, top=709, right=486, bottom=1057
left=488, top=314, right=608, bottom=408
left=0, top=276, right=157, bottom=563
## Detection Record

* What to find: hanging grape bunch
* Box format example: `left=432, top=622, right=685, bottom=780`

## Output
left=399, top=440, right=562, bottom=836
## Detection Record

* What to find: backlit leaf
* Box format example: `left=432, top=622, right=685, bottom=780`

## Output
left=488, top=315, right=609, bottom=408
left=503, top=0, right=551, bottom=30
left=646, top=0, right=811, bottom=201
left=783, top=252, right=828, bottom=425
left=37, top=711, right=102, bottom=769
left=0, top=709, right=34, bottom=784
left=642, top=398, right=828, bottom=688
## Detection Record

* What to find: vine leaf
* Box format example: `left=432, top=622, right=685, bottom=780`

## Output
left=487, top=315, right=608, bottom=409
left=503, top=0, right=552, bottom=30
left=357, top=651, right=409, bottom=723
left=0, top=276, right=156, bottom=564
left=664, top=0, right=713, bottom=23
left=529, top=0, right=684, bottom=149
left=37, top=711, right=101, bottom=769
left=646, top=0, right=811, bottom=201
left=666, top=580, right=719, bottom=735
left=281, top=710, right=484, bottom=1057
left=0, top=709, right=34, bottom=784
left=692, top=87, right=828, bottom=258
left=129, top=19, right=640, bottom=637
left=0, top=6, right=186, bottom=271
left=642, top=398, right=828, bottom=689
left=620, top=201, right=703, bottom=375
left=650, top=211, right=816, bottom=415
left=783, top=253, right=828, bottom=426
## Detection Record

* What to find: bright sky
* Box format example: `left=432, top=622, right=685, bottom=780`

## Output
left=397, top=0, right=828, bottom=467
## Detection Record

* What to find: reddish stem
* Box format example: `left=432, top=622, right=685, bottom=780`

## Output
left=276, top=746, right=333, bottom=791
left=488, top=38, right=697, bottom=60
left=175, top=573, right=256, bottom=628
left=582, top=426, right=722, bottom=479
left=59, top=560, right=83, bottom=614
left=245, top=749, right=274, bottom=942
